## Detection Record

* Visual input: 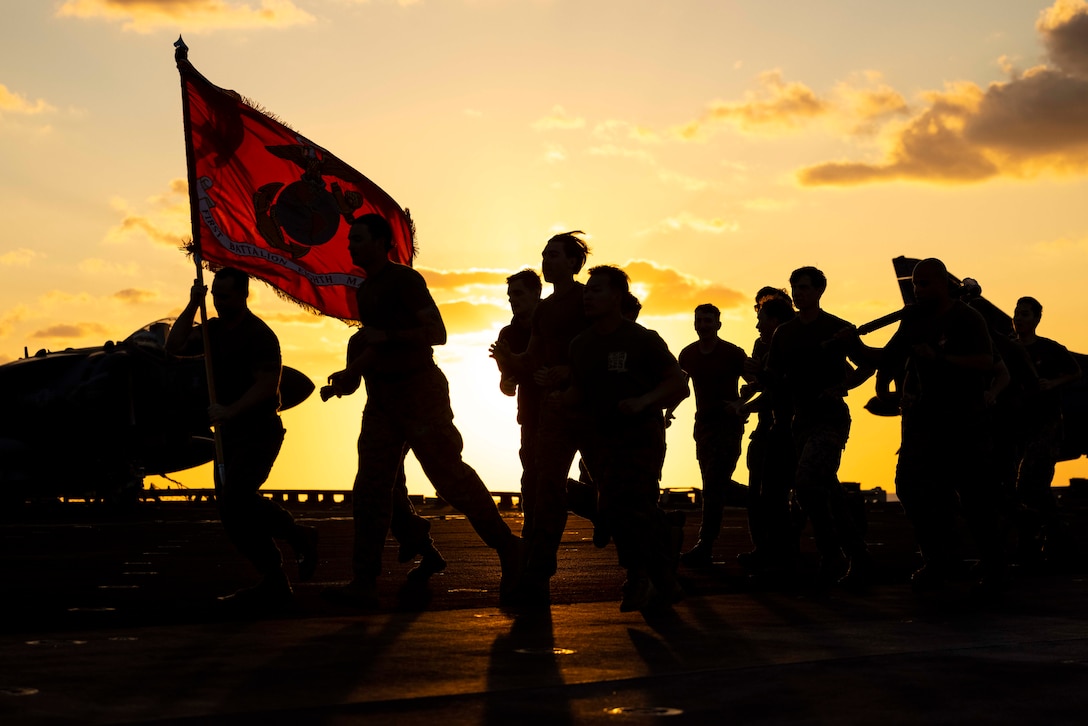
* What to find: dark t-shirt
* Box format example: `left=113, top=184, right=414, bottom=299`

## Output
left=497, top=317, right=541, bottom=426
left=569, top=319, right=677, bottom=429
left=767, top=310, right=856, bottom=420
left=679, top=338, right=747, bottom=421
left=355, top=263, right=437, bottom=375
left=883, top=300, right=993, bottom=416
left=531, top=282, right=590, bottom=371
left=1020, top=335, right=1080, bottom=419
left=205, top=311, right=281, bottom=425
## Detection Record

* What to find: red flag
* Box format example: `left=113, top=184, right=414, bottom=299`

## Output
left=176, top=47, right=413, bottom=321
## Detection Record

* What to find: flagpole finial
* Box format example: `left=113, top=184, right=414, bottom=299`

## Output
left=174, top=36, right=189, bottom=63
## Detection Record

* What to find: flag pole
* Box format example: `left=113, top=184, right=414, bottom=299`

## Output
left=175, top=36, right=228, bottom=489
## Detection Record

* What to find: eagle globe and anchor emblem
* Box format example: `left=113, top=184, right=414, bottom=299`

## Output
left=252, top=142, right=366, bottom=259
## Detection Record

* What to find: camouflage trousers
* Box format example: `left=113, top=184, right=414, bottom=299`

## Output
left=353, top=366, right=513, bottom=581
left=792, top=416, right=867, bottom=559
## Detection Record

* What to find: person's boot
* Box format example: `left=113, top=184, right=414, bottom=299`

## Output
left=406, top=543, right=448, bottom=581
left=680, top=539, right=715, bottom=568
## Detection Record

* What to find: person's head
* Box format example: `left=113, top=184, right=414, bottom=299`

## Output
left=541, top=230, right=590, bottom=283
left=757, top=296, right=796, bottom=343
left=506, top=269, right=542, bottom=319
left=1013, top=296, right=1043, bottom=337
left=583, top=265, right=629, bottom=319
left=211, top=267, right=249, bottom=318
left=348, top=214, right=394, bottom=267
left=694, top=303, right=722, bottom=339
left=754, top=286, right=791, bottom=312
left=621, top=292, right=642, bottom=321
left=789, top=266, right=826, bottom=312
left=911, top=258, right=951, bottom=309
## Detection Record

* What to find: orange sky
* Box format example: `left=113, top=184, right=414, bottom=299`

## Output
left=2, top=1, right=1088, bottom=497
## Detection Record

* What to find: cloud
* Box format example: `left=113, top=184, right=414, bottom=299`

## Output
left=105, top=180, right=190, bottom=248
left=542, top=143, right=567, bottom=164
left=419, top=267, right=513, bottom=291
left=1039, top=0, right=1088, bottom=77
left=671, top=70, right=909, bottom=143
left=56, top=0, right=315, bottom=33
left=532, top=105, right=586, bottom=131
left=588, top=145, right=656, bottom=164
left=622, top=260, right=746, bottom=316
left=0, top=84, right=55, bottom=117
left=80, top=258, right=140, bottom=276
left=0, top=249, right=37, bottom=266
left=40, top=291, right=95, bottom=306
left=31, top=322, right=112, bottom=340
left=799, top=0, right=1088, bottom=186
left=0, top=306, right=29, bottom=338
left=593, top=120, right=661, bottom=144
left=640, top=211, right=740, bottom=236
left=830, top=72, right=911, bottom=134
left=439, top=301, right=507, bottom=335
left=363, top=261, right=746, bottom=333
left=673, top=71, right=831, bottom=140
left=112, top=288, right=159, bottom=304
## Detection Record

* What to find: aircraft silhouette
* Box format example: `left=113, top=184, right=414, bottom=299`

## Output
left=0, top=318, right=314, bottom=503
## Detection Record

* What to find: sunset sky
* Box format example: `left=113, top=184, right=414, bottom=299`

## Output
left=3, top=0, right=1088, bottom=498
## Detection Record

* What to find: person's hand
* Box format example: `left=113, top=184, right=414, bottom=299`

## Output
left=534, top=365, right=570, bottom=388
left=489, top=339, right=512, bottom=365
left=188, top=281, right=207, bottom=309
left=207, top=403, right=232, bottom=424
left=326, top=369, right=361, bottom=398
left=500, top=374, right=517, bottom=397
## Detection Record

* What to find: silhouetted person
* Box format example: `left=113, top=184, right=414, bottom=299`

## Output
left=852, top=258, right=1006, bottom=592
left=490, top=231, right=592, bottom=607
left=166, top=267, right=318, bottom=610
left=322, top=214, right=521, bottom=609
left=735, top=295, right=800, bottom=575
left=564, top=290, right=651, bottom=547
left=766, top=266, right=874, bottom=585
left=567, top=265, right=689, bottom=611
left=490, top=270, right=543, bottom=528
left=985, top=334, right=1035, bottom=499
left=321, top=328, right=446, bottom=579
left=1013, top=296, right=1081, bottom=562
left=677, top=304, right=748, bottom=567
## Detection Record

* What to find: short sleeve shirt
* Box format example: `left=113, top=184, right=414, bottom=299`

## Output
left=767, top=310, right=856, bottom=417
left=206, top=311, right=281, bottom=422
left=497, top=318, right=541, bottom=426
left=679, top=338, right=747, bottom=420
left=884, top=300, right=993, bottom=414
left=569, top=319, right=677, bottom=428
left=355, top=263, right=437, bottom=374
left=1020, top=335, right=1081, bottom=418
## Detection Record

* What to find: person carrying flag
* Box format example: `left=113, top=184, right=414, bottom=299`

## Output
left=166, top=267, right=318, bottom=610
